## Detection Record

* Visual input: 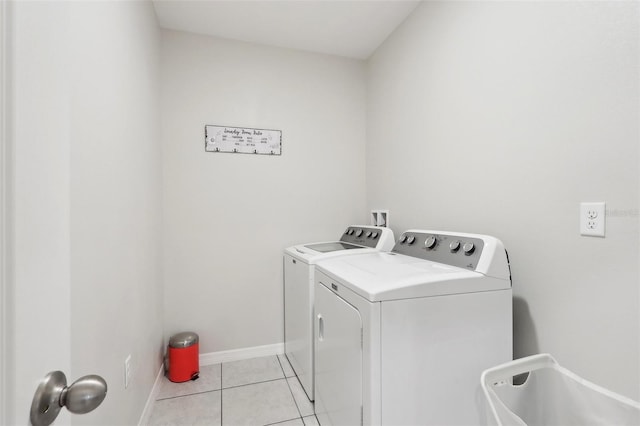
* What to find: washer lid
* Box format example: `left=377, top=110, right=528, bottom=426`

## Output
left=316, top=252, right=510, bottom=302
left=284, top=225, right=396, bottom=263
left=285, top=242, right=379, bottom=264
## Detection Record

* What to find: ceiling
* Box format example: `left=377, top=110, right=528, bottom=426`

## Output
left=152, top=0, right=421, bottom=59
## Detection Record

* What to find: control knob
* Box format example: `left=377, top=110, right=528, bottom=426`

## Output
left=366, top=231, right=373, bottom=238
left=424, top=235, right=437, bottom=249
left=463, top=242, right=475, bottom=255
left=449, top=241, right=461, bottom=252
left=399, top=235, right=408, bottom=244
left=355, top=229, right=363, bottom=237
left=372, top=232, right=378, bottom=239
left=407, top=236, right=416, bottom=245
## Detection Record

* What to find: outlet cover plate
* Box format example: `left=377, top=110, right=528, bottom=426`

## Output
left=580, top=202, right=606, bottom=237
left=371, top=209, right=389, bottom=227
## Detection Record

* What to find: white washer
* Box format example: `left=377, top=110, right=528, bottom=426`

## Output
left=284, top=225, right=395, bottom=401
left=313, top=230, right=512, bottom=426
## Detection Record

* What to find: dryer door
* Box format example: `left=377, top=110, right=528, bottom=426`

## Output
left=314, top=280, right=363, bottom=426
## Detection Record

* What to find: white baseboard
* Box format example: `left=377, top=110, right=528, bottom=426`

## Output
left=199, top=342, right=284, bottom=366
left=138, top=365, right=164, bottom=426
left=138, top=342, right=285, bottom=425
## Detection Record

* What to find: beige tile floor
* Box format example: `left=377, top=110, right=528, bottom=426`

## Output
left=148, top=354, right=318, bottom=426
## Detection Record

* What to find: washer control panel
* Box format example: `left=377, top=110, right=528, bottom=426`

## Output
left=340, top=226, right=384, bottom=248
left=393, top=231, right=485, bottom=271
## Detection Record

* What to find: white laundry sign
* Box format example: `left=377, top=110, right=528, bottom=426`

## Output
left=205, top=125, right=282, bottom=155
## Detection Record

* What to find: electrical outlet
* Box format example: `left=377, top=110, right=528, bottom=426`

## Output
left=125, top=355, right=132, bottom=389
left=580, top=202, right=606, bottom=237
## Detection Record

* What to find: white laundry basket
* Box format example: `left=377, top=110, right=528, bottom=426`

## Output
left=481, top=354, right=640, bottom=426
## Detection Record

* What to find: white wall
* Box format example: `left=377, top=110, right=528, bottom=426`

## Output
left=8, top=1, right=163, bottom=424
left=367, top=1, right=639, bottom=399
left=161, top=30, right=367, bottom=353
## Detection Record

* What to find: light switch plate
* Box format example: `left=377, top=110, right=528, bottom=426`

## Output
left=580, top=202, right=606, bottom=237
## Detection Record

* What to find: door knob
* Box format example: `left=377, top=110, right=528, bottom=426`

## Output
left=30, top=371, right=107, bottom=426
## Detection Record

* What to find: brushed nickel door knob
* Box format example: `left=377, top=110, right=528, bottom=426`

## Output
left=30, top=371, right=107, bottom=426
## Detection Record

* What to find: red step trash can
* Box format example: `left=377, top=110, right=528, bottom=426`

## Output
left=167, top=331, right=199, bottom=383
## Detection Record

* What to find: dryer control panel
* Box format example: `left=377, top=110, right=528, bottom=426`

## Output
left=340, top=226, right=392, bottom=249
left=393, top=231, right=486, bottom=271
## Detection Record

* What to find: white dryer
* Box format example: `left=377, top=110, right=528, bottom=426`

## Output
left=313, top=230, right=512, bottom=426
left=284, top=225, right=395, bottom=401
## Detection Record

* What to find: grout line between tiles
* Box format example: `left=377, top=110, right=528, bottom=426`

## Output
left=277, top=354, right=314, bottom=421
left=155, top=388, right=221, bottom=402
left=263, top=417, right=303, bottom=426
left=222, top=376, right=289, bottom=391
left=220, top=363, right=224, bottom=426
left=273, top=356, right=306, bottom=425
left=283, top=376, right=304, bottom=419
left=220, top=356, right=287, bottom=390
left=275, top=354, right=286, bottom=376
left=279, top=361, right=308, bottom=421
left=302, top=415, right=320, bottom=426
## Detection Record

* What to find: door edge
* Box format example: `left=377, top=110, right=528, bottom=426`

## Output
left=0, top=0, right=14, bottom=423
